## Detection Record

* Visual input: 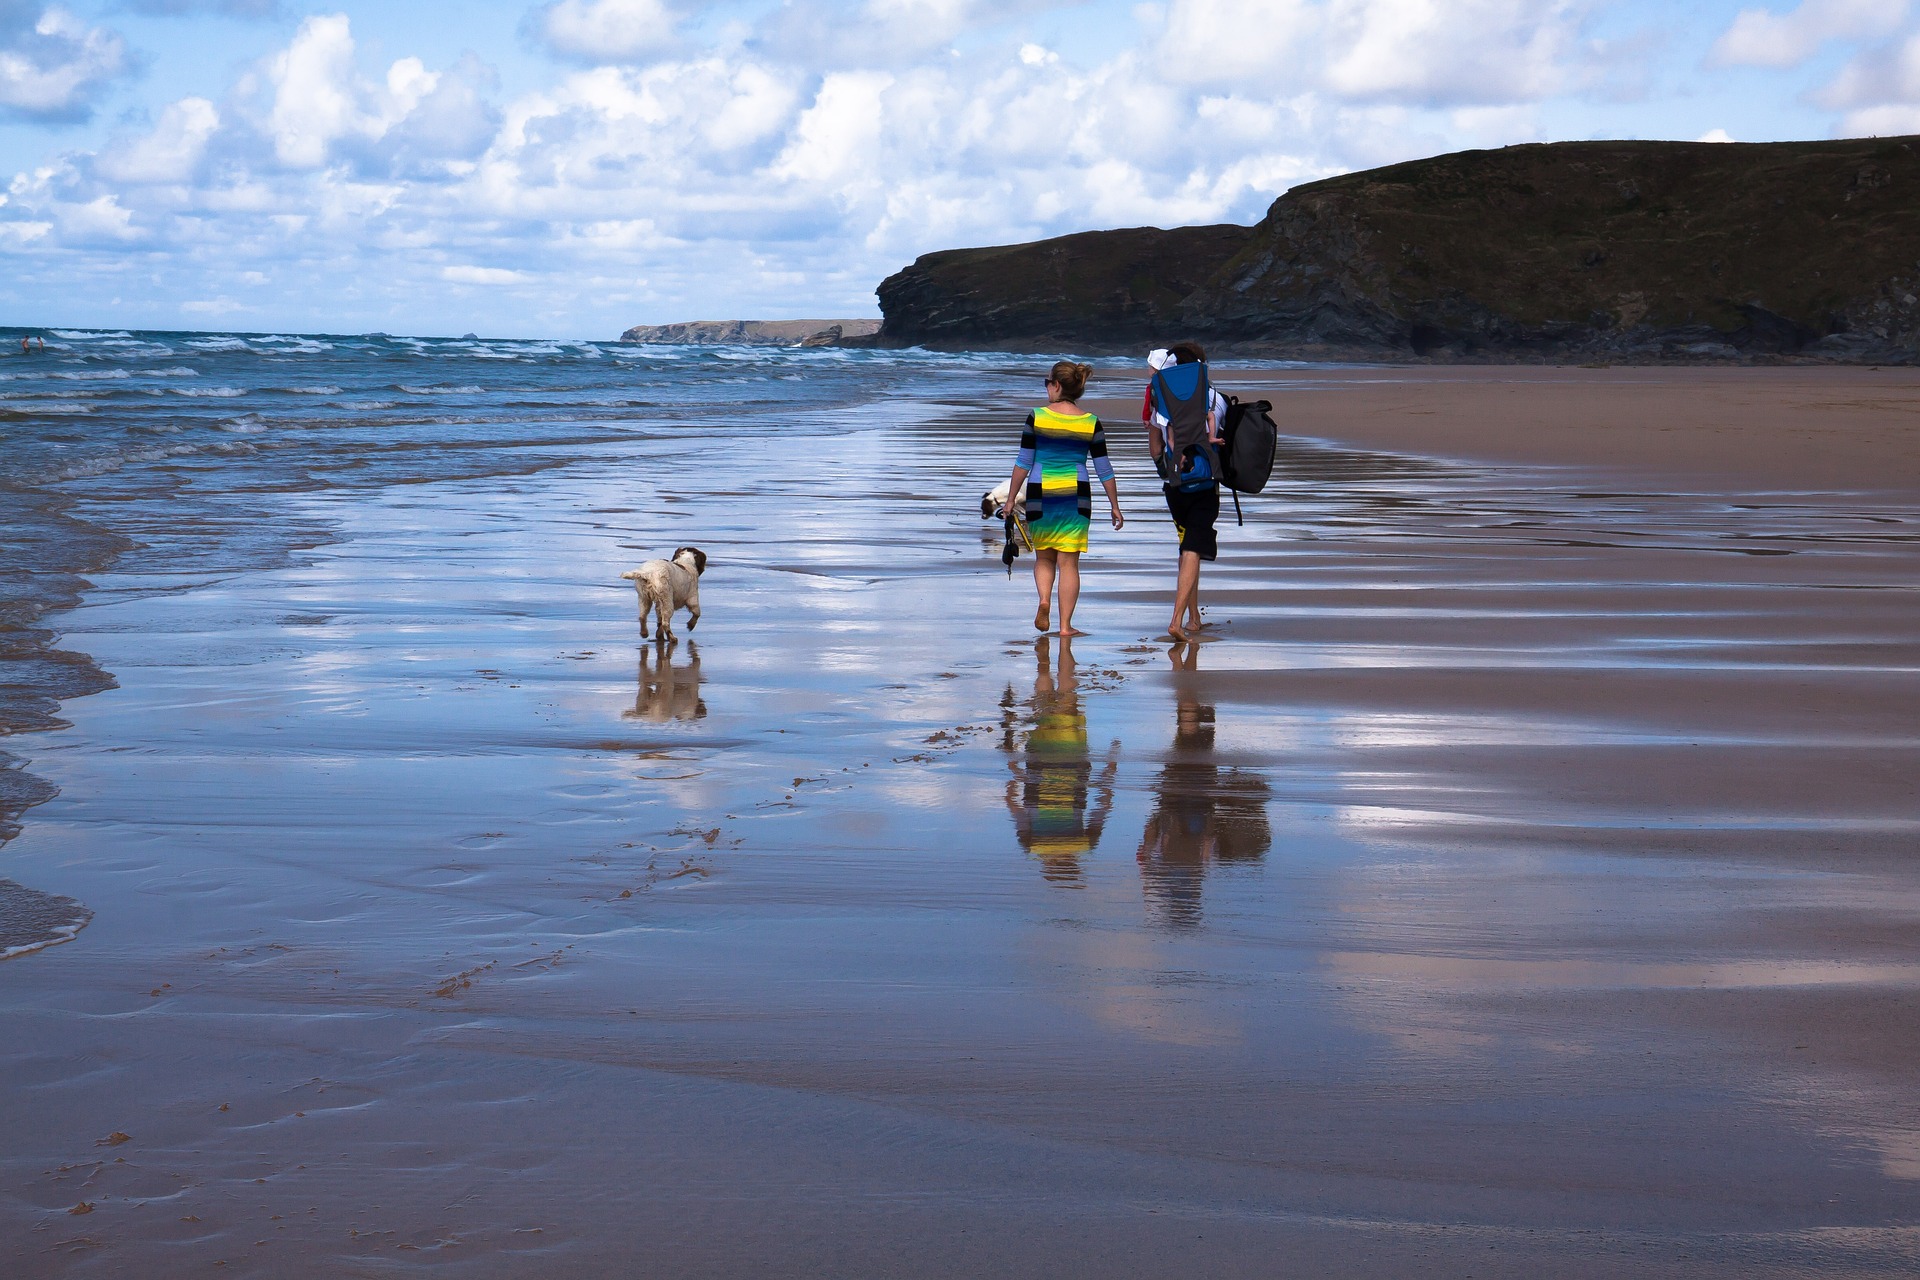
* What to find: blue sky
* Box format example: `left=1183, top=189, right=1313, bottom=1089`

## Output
left=0, top=0, right=1913, bottom=338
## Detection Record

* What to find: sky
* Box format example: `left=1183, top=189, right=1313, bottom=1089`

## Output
left=0, top=0, right=1914, bottom=339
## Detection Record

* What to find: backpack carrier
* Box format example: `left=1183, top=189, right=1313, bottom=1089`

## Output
left=1150, top=361, right=1220, bottom=494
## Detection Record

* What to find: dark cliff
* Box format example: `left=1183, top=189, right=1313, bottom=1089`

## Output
left=875, top=137, right=1920, bottom=361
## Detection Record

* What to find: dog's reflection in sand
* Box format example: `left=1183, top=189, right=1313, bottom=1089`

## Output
left=624, top=639, right=706, bottom=722
left=1136, top=639, right=1272, bottom=929
left=1003, top=634, right=1119, bottom=885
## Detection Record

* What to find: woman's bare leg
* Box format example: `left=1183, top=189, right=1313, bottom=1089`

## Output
left=1033, top=549, right=1057, bottom=631
left=1057, top=552, right=1084, bottom=636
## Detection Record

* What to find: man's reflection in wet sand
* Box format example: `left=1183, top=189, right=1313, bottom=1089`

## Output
left=624, top=639, right=706, bottom=722
left=1003, top=634, right=1118, bottom=885
left=1137, top=639, right=1272, bottom=928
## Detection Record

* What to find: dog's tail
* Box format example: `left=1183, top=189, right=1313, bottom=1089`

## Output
left=619, top=569, right=642, bottom=580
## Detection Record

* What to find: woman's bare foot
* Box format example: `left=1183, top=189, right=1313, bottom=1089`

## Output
left=1060, top=625, right=1087, bottom=637
left=1035, top=601, right=1051, bottom=632
left=1164, top=622, right=1190, bottom=642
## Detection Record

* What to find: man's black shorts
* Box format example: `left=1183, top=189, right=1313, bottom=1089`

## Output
left=1164, top=485, right=1219, bottom=561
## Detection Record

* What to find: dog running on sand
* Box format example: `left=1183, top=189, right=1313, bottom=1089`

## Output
left=621, top=546, right=707, bottom=641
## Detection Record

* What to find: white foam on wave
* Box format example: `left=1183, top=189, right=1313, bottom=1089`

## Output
left=0, top=368, right=129, bottom=384
left=285, top=385, right=344, bottom=395
left=50, top=329, right=132, bottom=340
left=399, top=384, right=486, bottom=395
left=170, top=386, right=246, bottom=398
left=140, top=367, right=199, bottom=378
left=0, top=401, right=95, bottom=415
left=42, top=440, right=251, bottom=481
left=187, top=337, right=252, bottom=352
left=0, top=879, right=93, bottom=962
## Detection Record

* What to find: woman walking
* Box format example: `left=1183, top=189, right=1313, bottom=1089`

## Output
left=1007, top=361, right=1124, bottom=637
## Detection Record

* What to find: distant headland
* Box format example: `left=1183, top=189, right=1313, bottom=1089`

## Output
left=872, top=137, right=1920, bottom=364
left=620, top=319, right=880, bottom=347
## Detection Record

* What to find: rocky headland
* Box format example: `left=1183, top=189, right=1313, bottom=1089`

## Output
left=875, top=137, right=1920, bottom=362
left=620, top=319, right=881, bottom=347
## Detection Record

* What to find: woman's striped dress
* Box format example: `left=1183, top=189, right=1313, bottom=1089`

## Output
left=1016, top=407, right=1114, bottom=553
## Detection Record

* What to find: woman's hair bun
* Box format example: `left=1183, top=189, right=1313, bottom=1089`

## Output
left=1049, top=359, right=1091, bottom=401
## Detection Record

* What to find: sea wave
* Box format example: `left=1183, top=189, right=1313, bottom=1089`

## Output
left=0, top=368, right=131, bottom=383
left=170, top=386, right=246, bottom=398
left=0, top=401, right=95, bottom=416
left=41, top=440, right=249, bottom=482
left=0, top=880, right=92, bottom=961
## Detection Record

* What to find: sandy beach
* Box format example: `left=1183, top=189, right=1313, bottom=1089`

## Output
left=3, top=363, right=1918, bottom=1277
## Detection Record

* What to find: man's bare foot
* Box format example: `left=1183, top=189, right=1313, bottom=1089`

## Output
left=1035, top=601, right=1050, bottom=631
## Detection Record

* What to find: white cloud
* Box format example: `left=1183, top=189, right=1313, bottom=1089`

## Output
left=441, top=265, right=532, bottom=284
left=1709, top=0, right=1906, bottom=71
left=127, top=1, right=278, bottom=15
left=1323, top=0, right=1583, bottom=105
left=249, top=15, right=499, bottom=174
left=96, top=96, right=221, bottom=184
left=266, top=14, right=371, bottom=167
left=1840, top=102, right=1920, bottom=133
left=771, top=70, right=894, bottom=186
left=1156, top=0, right=1320, bottom=85
left=753, top=0, right=989, bottom=65
left=533, top=0, right=678, bottom=64
left=1697, top=127, right=1735, bottom=142
left=1813, top=26, right=1920, bottom=134
left=0, top=4, right=132, bottom=120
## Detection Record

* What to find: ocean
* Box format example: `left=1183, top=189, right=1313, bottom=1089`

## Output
left=0, top=329, right=1056, bottom=958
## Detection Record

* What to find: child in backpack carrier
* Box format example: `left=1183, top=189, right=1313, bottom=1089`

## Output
left=1144, top=343, right=1225, bottom=641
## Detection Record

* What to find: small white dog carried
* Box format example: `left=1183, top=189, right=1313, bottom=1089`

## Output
left=981, top=479, right=1012, bottom=519
left=621, top=546, right=707, bottom=641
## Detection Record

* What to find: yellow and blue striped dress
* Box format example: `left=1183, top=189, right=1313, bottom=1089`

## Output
left=1016, top=407, right=1114, bottom=553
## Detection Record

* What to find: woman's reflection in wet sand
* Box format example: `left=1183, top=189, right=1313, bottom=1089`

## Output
left=624, top=638, right=706, bottom=722
left=1003, top=634, right=1118, bottom=885
left=1137, top=639, right=1272, bottom=929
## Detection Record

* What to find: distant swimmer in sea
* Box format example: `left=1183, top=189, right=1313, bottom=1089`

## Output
left=1005, top=360, right=1124, bottom=637
left=20, top=335, right=41, bottom=354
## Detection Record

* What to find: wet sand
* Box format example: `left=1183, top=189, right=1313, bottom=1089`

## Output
left=3, top=368, right=1919, bottom=1276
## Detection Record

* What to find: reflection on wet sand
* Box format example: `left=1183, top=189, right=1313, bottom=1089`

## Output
left=1137, top=640, right=1272, bottom=929
left=1003, top=635, right=1117, bottom=884
left=623, top=639, right=705, bottom=722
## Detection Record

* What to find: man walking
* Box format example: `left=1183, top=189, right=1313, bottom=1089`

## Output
left=1143, top=342, right=1224, bottom=641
